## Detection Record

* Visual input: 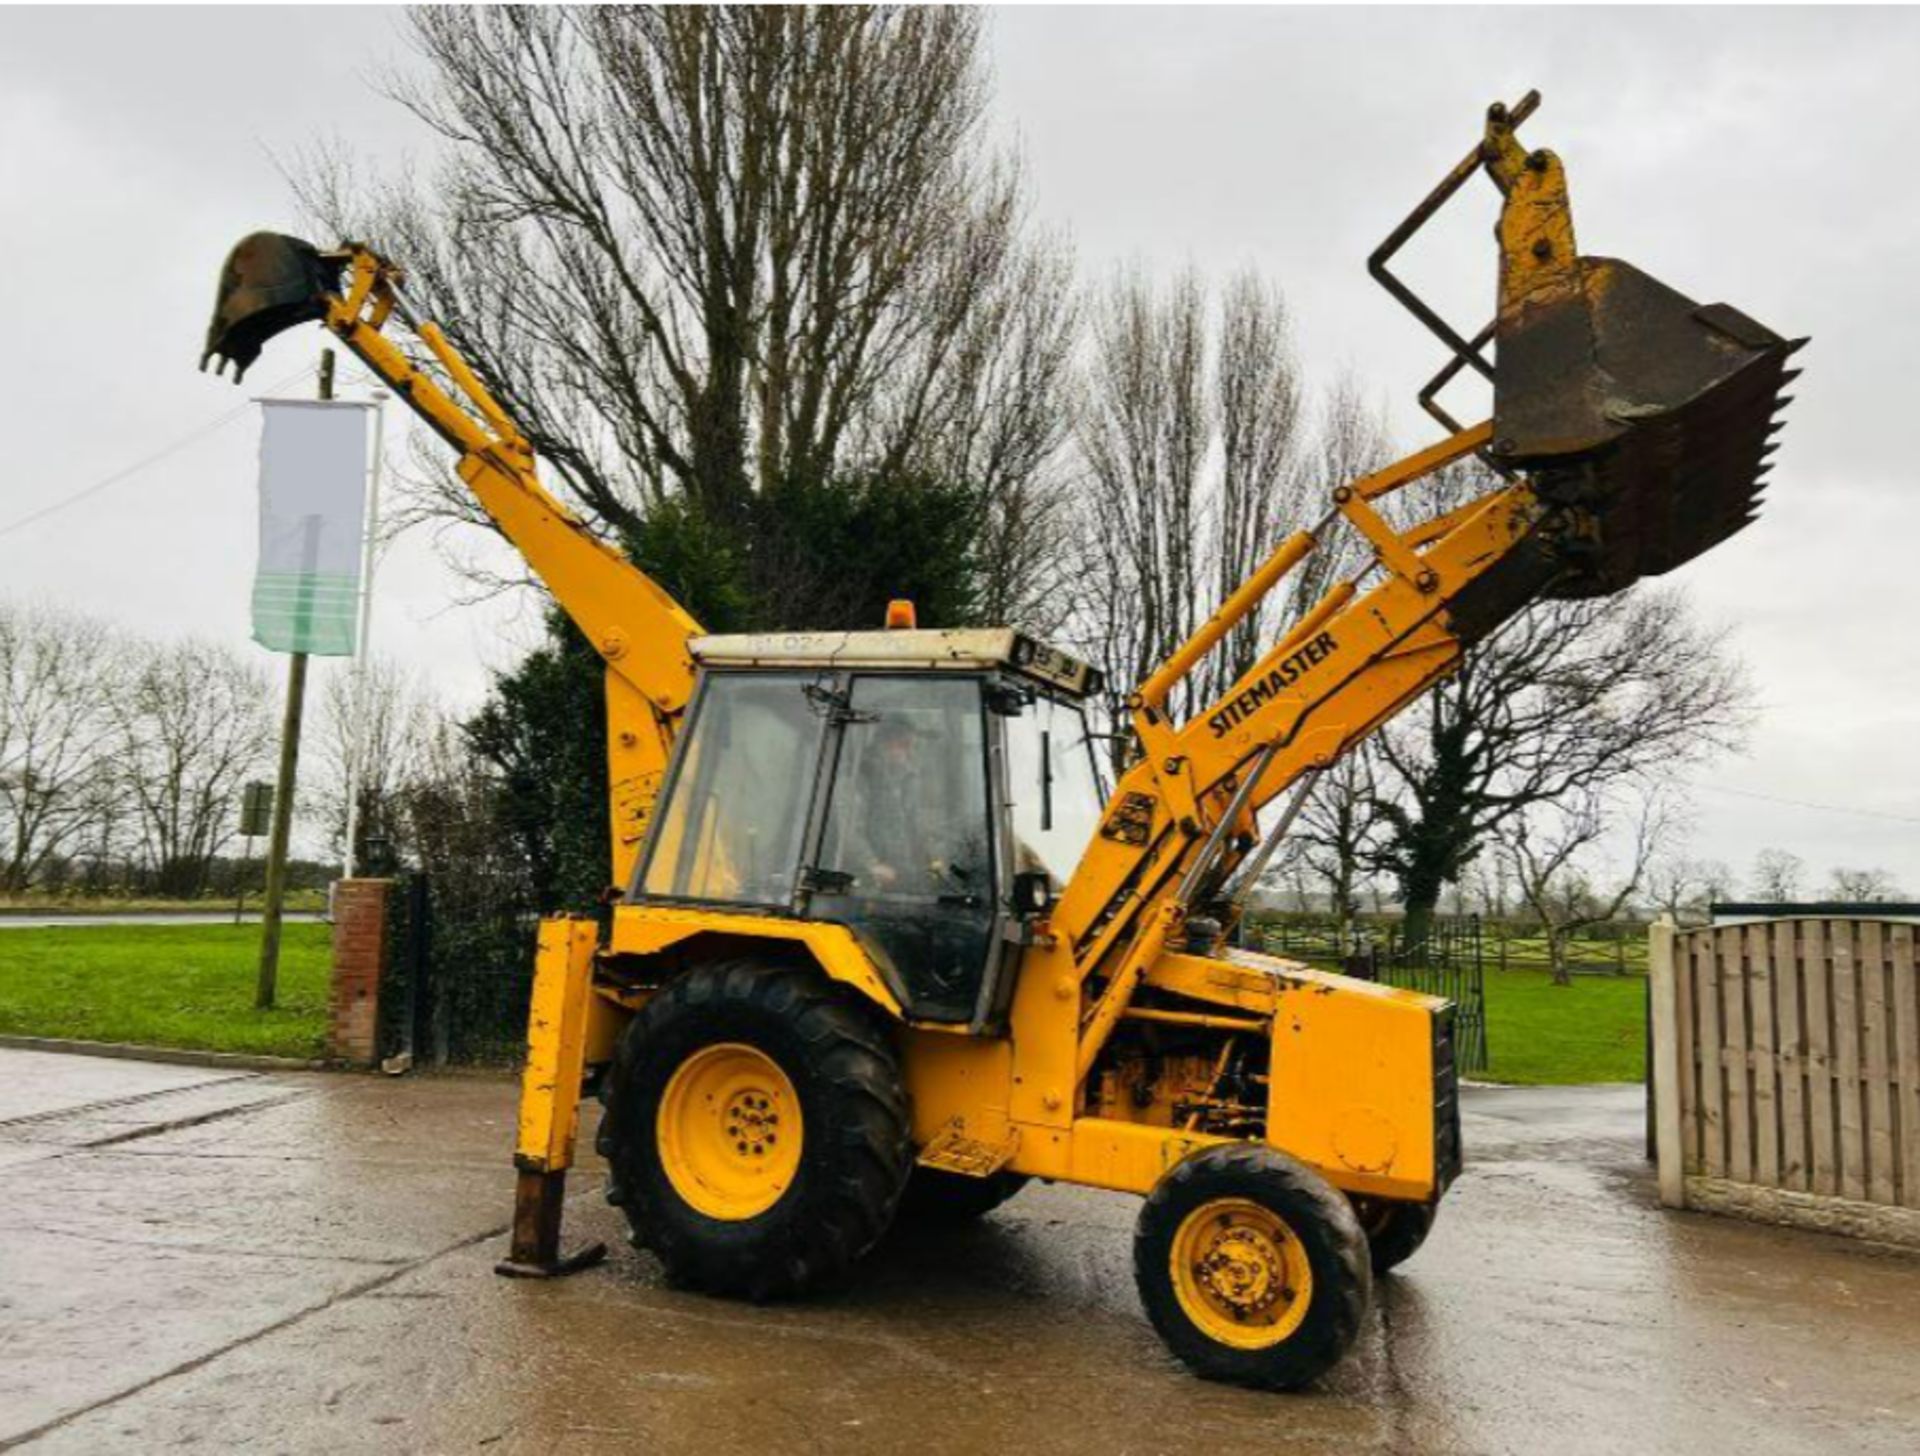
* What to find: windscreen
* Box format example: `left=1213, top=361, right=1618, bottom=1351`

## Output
left=639, top=673, right=823, bottom=906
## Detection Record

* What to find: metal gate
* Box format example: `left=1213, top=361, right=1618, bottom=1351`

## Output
left=380, top=870, right=542, bottom=1066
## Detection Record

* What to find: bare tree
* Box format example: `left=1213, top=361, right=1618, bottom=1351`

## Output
left=1295, top=746, right=1389, bottom=946
left=1826, top=865, right=1904, bottom=903
left=316, top=659, right=444, bottom=869
left=917, top=231, right=1080, bottom=632
left=1283, top=375, right=1393, bottom=622
left=1500, top=790, right=1667, bottom=986
left=113, top=640, right=273, bottom=897
left=0, top=602, right=123, bottom=891
left=1073, top=266, right=1309, bottom=731
left=1749, top=847, right=1805, bottom=902
left=1371, top=581, right=1752, bottom=949
left=298, top=7, right=1072, bottom=624
left=1646, top=852, right=1737, bottom=925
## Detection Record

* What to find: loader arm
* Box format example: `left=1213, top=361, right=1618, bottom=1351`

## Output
left=202, top=240, right=702, bottom=884
left=1060, top=94, right=1801, bottom=1085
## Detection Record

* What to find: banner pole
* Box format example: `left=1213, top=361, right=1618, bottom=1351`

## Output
left=341, top=387, right=388, bottom=880
left=256, top=347, right=332, bottom=1009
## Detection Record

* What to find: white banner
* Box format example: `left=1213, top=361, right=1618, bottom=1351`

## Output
left=251, top=399, right=372, bottom=656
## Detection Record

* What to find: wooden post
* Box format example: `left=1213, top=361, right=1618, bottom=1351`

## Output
left=256, top=349, right=332, bottom=1009
left=1649, top=913, right=1686, bottom=1208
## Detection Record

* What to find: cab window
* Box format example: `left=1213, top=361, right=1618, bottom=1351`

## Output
left=639, top=673, right=823, bottom=906
left=1003, top=691, right=1105, bottom=888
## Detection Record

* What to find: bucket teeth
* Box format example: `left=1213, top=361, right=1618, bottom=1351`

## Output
left=1491, top=255, right=1799, bottom=597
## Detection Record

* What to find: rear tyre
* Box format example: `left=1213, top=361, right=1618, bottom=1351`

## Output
left=1349, top=1197, right=1437, bottom=1276
left=1134, top=1145, right=1371, bottom=1390
left=896, top=1166, right=1029, bottom=1225
left=597, top=957, right=913, bottom=1299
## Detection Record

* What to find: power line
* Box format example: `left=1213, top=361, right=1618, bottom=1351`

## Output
left=0, top=363, right=316, bottom=540
left=1692, top=781, right=1920, bottom=827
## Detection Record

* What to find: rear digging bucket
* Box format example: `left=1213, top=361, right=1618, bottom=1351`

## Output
left=200, top=232, right=340, bottom=382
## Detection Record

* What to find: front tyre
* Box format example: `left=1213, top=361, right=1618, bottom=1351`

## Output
left=597, top=958, right=913, bottom=1300
left=1133, top=1145, right=1372, bottom=1390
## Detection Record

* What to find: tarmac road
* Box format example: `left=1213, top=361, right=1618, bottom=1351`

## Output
left=1, top=1048, right=1916, bottom=1455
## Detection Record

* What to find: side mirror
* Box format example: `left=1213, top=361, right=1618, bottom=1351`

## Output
left=1010, top=869, right=1053, bottom=918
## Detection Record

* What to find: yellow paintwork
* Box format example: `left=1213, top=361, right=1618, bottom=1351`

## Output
left=607, top=902, right=906, bottom=1021
left=657, top=1042, right=803, bottom=1220
left=302, top=241, right=1485, bottom=1242
left=512, top=917, right=599, bottom=1173
left=1263, top=960, right=1443, bottom=1201
left=1171, top=1198, right=1313, bottom=1347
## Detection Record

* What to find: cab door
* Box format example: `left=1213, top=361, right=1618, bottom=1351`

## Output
left=802, top=675, right=998, bottom=1023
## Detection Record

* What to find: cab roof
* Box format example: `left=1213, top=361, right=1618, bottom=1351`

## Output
left=689, top=628, right=1103, bottom=699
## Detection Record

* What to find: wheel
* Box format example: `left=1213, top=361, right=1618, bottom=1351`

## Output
left=1133, top=1144, right=1372, bottom=1390
left=895, top=1166, right=1029, bottom=1225
left=596, top=957, right=913, bottom=1299
left=1350, top=1196, right=1437, bottom=1276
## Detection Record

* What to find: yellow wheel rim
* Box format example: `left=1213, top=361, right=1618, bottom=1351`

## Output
left=657, top=1042, right=803, bottom=1221
left=1170, top=1197, right=1314, bottom=1349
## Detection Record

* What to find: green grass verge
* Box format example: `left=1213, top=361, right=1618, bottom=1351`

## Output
left=0, top=890, right=328, bottom=914
left=0, top=923, right=331, bottom=1059
left=1480, top=967, right=1646, bottom=1085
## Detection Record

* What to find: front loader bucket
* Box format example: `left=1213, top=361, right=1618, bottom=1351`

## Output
left=1370, top=94, right=1803, bottom=603
left=1491, top=255, right=1803, bottom=598
left=200, top=232, right=340, bottom=382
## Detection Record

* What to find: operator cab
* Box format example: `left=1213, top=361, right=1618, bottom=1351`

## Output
left=632, top=627, right=1107, bottom=1027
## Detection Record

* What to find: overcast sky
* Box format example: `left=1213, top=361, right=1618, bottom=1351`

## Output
left=2, top=6, right=1915, bottom=894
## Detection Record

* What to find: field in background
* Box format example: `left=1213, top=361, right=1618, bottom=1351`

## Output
left=0, top=923, right=330, bottom=1058
left=1480, top=969, right=1646, bottom=1084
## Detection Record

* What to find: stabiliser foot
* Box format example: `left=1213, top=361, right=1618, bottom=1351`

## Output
left=495, top=1166, right=608, bottom=1279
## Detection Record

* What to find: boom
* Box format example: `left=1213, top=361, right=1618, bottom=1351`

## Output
left=202, top=240, right=701, bottom=885
left=1057, top=93, right=1801, bottom=1083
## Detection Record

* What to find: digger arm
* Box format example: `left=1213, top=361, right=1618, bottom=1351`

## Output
left=1058, top=93, right=1799, bottom=1086
left=204, top=241, right=702, bottom=886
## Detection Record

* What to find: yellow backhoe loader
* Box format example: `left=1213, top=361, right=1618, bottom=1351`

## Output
left=201, top=93, right=1798, bottom=1389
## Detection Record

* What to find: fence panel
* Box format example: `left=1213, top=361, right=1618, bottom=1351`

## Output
left=1654, top=916, right=1920, bottom=1247
left=1804, top=919, right=1836, bottom=1195
left=1771, top=918, right=1805, bottom=1192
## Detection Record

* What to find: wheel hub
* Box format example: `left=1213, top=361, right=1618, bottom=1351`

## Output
left=724, top=1090, right=782, bottom=1157
left=657, top=1042, right=804, bottom=1221
left=1169, top=1197, right=1314, bottom=1348
left=1195, top=1223, right=1287, bottom=1317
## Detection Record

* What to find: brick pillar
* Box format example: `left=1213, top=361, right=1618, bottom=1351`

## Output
left=330, top=878, right=392, bottom=1066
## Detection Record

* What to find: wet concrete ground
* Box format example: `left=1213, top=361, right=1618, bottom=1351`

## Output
left=2, top=1049, right=1916, bottom=1455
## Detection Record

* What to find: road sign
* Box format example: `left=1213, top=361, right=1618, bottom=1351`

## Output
left=239, top=781, right=274, bottom=838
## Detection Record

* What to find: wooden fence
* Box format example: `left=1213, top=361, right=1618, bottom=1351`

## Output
left=1649, top=916, right=1920, bottom=1246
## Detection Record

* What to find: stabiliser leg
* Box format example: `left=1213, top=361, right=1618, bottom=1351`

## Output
left=496, top=915, right=610, bottom=1279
